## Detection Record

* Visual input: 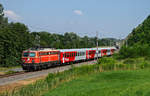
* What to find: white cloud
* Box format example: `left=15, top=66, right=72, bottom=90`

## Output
left=4, top=10, right=22, bottom=21
left=73, top=10, right=83, bottom=15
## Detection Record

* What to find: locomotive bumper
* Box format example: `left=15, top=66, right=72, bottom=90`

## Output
left=21, top=63, right=40, bottom=71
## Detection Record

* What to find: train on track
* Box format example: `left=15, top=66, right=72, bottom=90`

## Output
left=21, top=47, right=116, bottom=71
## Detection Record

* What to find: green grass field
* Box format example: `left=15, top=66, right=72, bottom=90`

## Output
left=44, top=69, right=150, bottom=96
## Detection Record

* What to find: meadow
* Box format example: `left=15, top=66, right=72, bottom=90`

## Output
left=44, top=69, right=150, bottom=96
left=1, top=56, right=150, bottom=96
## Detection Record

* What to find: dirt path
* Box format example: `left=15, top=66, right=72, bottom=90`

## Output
left=0, top=75, right=46, bottom=93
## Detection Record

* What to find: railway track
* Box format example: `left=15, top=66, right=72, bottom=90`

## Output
left=0, top=60, right=97, bottom=86
left=0, top=71, right=25, bottom=79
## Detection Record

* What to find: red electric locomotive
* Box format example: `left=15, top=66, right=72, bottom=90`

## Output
left=22, top=48, right=60, bottom=71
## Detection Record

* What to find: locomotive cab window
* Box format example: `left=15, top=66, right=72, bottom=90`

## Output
left=23, top=52, right=35, bottom=57
left=23, top=52, right=28, bottom=57
left=29, top=52, right=36, bottom=57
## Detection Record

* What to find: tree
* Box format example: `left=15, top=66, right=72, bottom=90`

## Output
left=0, top=22, right=32, bottom=67
left=0, top=3, right=8, bottom=28
left=127, top=15, right=150, bottom=46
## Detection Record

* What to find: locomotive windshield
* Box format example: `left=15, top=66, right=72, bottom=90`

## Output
left=23, top=52, right=35, bottom=57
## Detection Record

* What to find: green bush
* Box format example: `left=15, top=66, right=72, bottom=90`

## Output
left=97, top=57, right=116, bottom=65
left=118, top=46, right=138, bottom=59
left=118, top=44, right=150, bottom=59
left=97, top=57, right=117, bottom=71
left=123, top=58, right=135, bottom=64
left=139, top=61, right=149, bottom=69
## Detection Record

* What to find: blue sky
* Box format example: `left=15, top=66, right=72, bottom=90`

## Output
left=0, top=0, right=150, bottom=39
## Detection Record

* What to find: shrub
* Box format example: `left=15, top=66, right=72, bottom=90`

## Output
left=118, top=46, right=138, bottom=59
left=118, top=44, right=150, bottom=59
left=139, top=61, right=149, bottom=69
left=97, top=57, right=117, bottom=71
left=123, top=58, right=135, bottom=65
left=97, top=57, right=116, bottom=65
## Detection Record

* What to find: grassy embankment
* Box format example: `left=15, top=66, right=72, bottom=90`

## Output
left=0, top=66, right=21, bottom=75
left=0, top=66, right=21, bottom=71
left=1, top=56, right=150, bottom=96
left=44, top=69, right=150, bottom=96
left=44, top=57, right=150, bottom=96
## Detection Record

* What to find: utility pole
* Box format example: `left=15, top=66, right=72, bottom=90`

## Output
left=34, top=34, right=40, bottom=49
left=96, top=31, right=99, bottom=61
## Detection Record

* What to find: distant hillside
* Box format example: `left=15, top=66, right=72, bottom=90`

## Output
left=127, top=15, right=150, bottom=46
left=100, top=38, right=119, bottom=46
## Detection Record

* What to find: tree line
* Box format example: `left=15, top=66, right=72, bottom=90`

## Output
left=0, top=4, right=117, bottom=67
left=118, top=15, right=150, bottom=59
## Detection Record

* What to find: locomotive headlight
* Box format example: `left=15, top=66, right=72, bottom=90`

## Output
left=27, top=58, right=30, bottom=61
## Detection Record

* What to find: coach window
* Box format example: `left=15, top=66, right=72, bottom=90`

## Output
left=69, top=53, right=70, bottom=57
left=66, top=53, right=68, bottom=57
left=67, top=53, right=69, bottom=57
left=68, top=53, right=70, bottom=57
left=51, top=52, right=54, bottom=55
left=99, top=51, right=101, bottom=53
